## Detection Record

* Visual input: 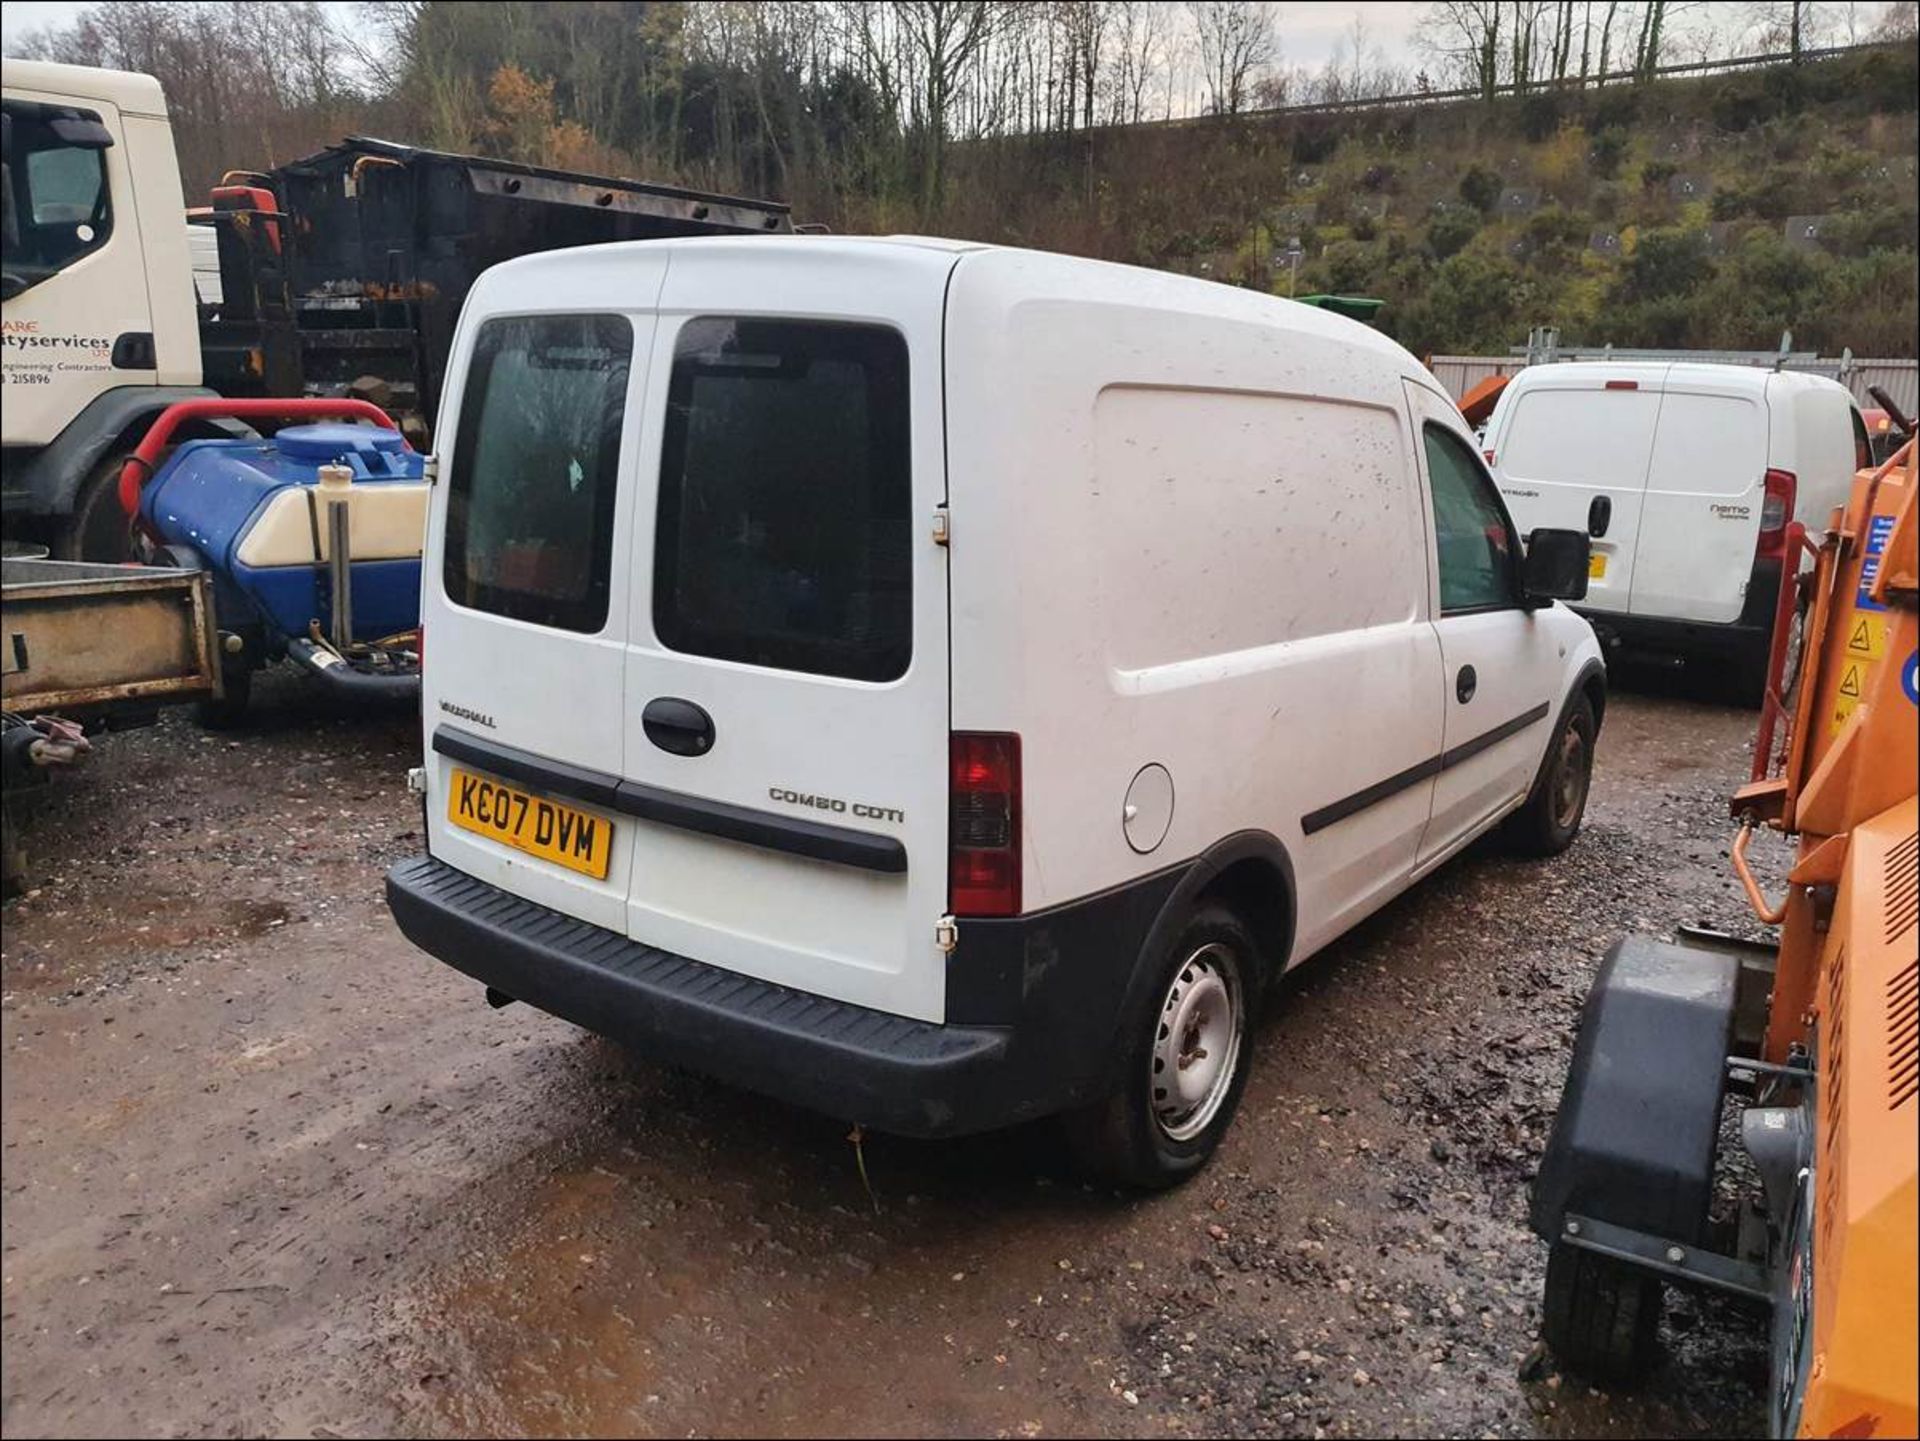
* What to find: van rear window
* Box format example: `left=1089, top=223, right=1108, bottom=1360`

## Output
left=443, top=314, right=632, bottom=634
left=653, top=318, right=912, bottom=683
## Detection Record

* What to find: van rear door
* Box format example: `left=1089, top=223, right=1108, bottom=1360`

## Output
left=617, top=244, right=956, bottom=1025
left=1629, top=375, right=1768, bottom=624
left=1487, top=368, right=1664, bottom=616
left=422, top=250, right=665, bottom=937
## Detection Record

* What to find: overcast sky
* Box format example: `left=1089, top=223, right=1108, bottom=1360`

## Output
left=0, top=2, right=1896, bottom=74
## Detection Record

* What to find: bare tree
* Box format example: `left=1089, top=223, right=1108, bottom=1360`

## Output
left=892, top=1, right=1002, bottom=209
left=1417, top=0, right=1505, bottom=98
left=1106, top=0, right=1167, bottom=123
left=1188, top=0, right=1274, bottom=115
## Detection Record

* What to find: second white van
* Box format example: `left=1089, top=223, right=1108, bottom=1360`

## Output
left=388, top=237, right=1605, bottom=1186
left=1482, top=361, right=1868, bottom=695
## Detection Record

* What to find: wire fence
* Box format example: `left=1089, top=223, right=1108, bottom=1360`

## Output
left=1104, top=39, right=1903, bottom=135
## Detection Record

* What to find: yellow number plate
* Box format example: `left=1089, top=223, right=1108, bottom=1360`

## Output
left=1588, top=553, right=1608, bottom=580
left=448, top=767, right=613, bottom=879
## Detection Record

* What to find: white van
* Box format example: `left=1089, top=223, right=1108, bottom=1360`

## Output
left=387, top=237, right=1605, bottom=1186
left=1482, top=362, right=1868, bottom=695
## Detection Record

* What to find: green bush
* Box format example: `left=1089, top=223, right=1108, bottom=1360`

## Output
left=1589, top=127, right=1629, bottom=180
left=1521, top=94, right=1561, bottom=142
left=1639, top=159, right=1679, bottom=192
left=1526, top=205, right=1587, bottom=259
left=1427, top=207, right=1481, bottom=259
left=1458, top=164, right=1501, bottom=214
left=1618, top=227, right=1712, bottom=301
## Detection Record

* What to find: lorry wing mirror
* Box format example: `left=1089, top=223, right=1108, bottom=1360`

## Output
left=1587, top=494, right=1612, bottom=538
left=1523, top=528, right=1590, bottom=605
left=47, top=114, right=114, bottom=150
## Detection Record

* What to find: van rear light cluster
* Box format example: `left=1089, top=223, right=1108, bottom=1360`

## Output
left=1757, top=468, right=1796, bottom=560
left=949, top=732, right=1021, bottom=917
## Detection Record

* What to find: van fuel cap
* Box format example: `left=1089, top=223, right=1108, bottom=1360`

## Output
left=1124, top=764, right=1174, bottom=854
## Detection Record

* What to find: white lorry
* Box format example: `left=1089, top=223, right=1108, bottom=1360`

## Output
left=2, top=57, right=793, bottom=561
left=387, top=236, right=1606, bottom=1186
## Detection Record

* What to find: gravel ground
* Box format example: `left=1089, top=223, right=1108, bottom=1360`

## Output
left=0, top=664, right=1793, bottom=1439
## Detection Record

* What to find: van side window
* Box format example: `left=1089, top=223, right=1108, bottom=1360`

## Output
left=653, top=318, right=912, bottom=683
left=1423, top=423, right=1517, bottom=613
left=442, top=313, right=632, bottom=634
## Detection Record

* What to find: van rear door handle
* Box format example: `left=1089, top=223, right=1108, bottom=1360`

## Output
left=1455, top=666, right=1477, bottom=704
left=1587, top=495, right=1612, bottom=538
left=642, top=697, right=715, bottom=756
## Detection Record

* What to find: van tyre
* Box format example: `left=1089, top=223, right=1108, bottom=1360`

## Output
left=1541, top=1241, right=1662, bottom=1384
left=1505, top=694, right=1595, bottom=857
left=1062, top=902, right=1257, bottom=1189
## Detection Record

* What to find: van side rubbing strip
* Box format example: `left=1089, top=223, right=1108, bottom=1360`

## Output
left=432, top=725, right=908, bottom=873
left=432, top=726, right=622, bottom=810
left=1300, top=702, right=1553, bottom=836
left=615, top=783, right=909, bottom=874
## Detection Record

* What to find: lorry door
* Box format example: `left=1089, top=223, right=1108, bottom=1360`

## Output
left=1407, top=381, right=1567, bottom=865
left=421, top=251, right=667, bottom=937
left=617, top=246, right=955, bottom=1025
left=0, top=87, right=152, bottom=450
left=1487, top=369, right=1663, bottom=617
left=1628, top=375, right=1767, bottom=624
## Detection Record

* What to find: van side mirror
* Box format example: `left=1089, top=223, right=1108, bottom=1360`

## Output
left=1522, top=528, right=1590, bottom=605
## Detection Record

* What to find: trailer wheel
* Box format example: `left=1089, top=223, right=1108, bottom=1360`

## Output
left=1541, top=1241, right=1662, bottom=1384
left=193, top=662, right=253, bottom=730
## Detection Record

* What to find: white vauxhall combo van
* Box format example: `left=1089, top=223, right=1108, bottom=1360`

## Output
left=388, top=237, right=1605, bottom=1186
left=1482, top=361, right=1866, bottom=696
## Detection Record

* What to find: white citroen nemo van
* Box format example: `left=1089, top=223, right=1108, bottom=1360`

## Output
left=1482, top=361, right=1867, bottom=696
left=388, top=237, right=1605, bottom=1186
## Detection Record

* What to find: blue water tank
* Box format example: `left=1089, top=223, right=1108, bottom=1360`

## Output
left=140, top=423, right=426, bottom=646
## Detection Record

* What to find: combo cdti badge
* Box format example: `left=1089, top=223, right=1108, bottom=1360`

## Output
left=387, top=236, right=1607, bottom=1187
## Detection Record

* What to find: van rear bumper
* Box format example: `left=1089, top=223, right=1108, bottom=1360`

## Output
left=1579, top=558, right=1781, bottom=662
left=387, top=854, right=1073, bottom=1138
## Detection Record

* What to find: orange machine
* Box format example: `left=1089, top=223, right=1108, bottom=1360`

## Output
left=1532, top=440, right=1917, bottom=1438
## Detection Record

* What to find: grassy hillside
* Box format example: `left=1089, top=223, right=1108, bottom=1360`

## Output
left=915, top=46, right=1919, bottom=359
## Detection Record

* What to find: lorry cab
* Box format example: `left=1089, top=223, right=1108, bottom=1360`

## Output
left=2, top=61, right=200, bottom=504
left=390, top=236, right=1605, bottom=1186
left=1483, top=361, right=1863, bottom=692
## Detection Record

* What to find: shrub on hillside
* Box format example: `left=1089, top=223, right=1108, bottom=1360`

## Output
left=1710, top=165, right=1802, bottom=220
left=1619, top=227, right=1712, bottom=301
left=1521, top=94, right=1562, bottom=142
left=1291, top=122, right=1339, bottom=164
left=1639, top=159, right=1679, bottom=191
left=1458, top=164, right=1501, bottom=214
left=1526, top=206, right=1587, bottom=260
left=1589, top=127, right=1629, bottom=179
left=1396, top=250, right=1529, bottom=355
left=1427, top=207, right=1481, bottom=259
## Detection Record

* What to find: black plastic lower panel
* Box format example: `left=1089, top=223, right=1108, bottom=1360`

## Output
left=386, top=854, right=1141, bottom=1137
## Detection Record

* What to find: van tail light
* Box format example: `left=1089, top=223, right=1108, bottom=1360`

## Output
left=1757, top=468, right=1796, bottom=559
left=949, top=732, right=1021, bottom=917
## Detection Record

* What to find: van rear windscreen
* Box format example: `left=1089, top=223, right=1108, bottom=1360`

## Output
left=653, top=318, right=912, bottom=683
left=443, top=313, right=632, bottom=634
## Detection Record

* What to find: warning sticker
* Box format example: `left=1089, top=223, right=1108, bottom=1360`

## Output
left=1865, top=514, right=1894, bottom=555
left=1846, top=614, right=1888, bottom=662
left=1829, top=659, right=1868, bottom=734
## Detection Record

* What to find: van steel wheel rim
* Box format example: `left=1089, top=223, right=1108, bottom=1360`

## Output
left=1149, top=943, right=1244, bottom=1142
left=1553, top=726, right=1589, bottom=830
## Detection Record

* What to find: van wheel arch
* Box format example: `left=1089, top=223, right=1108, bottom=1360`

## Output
left=1135, top=831, right=1296, bottom=1004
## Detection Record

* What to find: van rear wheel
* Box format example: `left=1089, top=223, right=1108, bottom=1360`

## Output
left=1061, top=902, right=1258, bottom=1189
